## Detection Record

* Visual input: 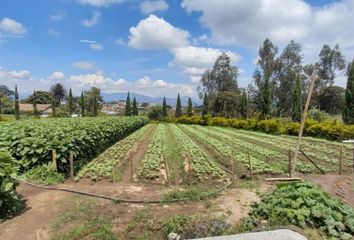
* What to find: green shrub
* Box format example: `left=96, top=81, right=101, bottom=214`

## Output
left=245, top=181, right=354, bottom=239
left=24, top=163, right=65, bottom=185
left=0, top=150, right=23, bottom=219
left=174, top=116, right=354, bottom=141
left=162, top=215, right=191, bottom=235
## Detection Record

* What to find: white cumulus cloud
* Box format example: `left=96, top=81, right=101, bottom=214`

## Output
left=77, top=0, right=127, bottom=7
left=49, top=10, right=65, bottom=21
left=128, top=15, right=190, bottom=50
left=48, top=71, right=65, bottom=81
left=0, top=17, right=26, bottom=35
left=140, top=0, right=169, bottom=15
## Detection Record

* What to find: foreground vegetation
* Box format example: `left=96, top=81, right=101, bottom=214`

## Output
left=0, top=116, right=149, bottom=173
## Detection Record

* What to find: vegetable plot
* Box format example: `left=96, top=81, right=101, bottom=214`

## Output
left=137, top=124, right=167, bottom=180
left=78, top=124, right=153, bottom=181
left=0, top=116, right=149, bottom=173
left=170, top=124, right=223, bottom=180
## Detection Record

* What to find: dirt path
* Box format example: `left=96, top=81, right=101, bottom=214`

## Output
left=121, top=124, right=157, bottom=182
left=304, top=174, right=354, bottom=207
left=0, top=184, right=69, bottom=240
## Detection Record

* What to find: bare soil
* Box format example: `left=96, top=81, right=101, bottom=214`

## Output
left=121, top=124, right=157, bottom=182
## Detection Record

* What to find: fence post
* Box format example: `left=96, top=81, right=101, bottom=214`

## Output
left=69, top=151, right=74, bottom=181
left=52, top=149, right=57, bottom=172
left=248, top=149, right=253, bottom=180
left=339, top=145, right=343, bottom=175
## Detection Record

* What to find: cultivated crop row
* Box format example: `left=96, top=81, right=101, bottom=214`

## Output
left=137, top=124, right=167, bottom=180
left=215, top=127, right=351, bottom=173
left=0, top=116, right=149, bottom=173
left=77, top=124, right=153, bottom=181
left=180, top=125, right=277, bottom=174
left=169, top=124, right=224, bottom=180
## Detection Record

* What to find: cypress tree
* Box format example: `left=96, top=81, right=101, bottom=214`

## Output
left=125, top=92, right=132, bottom=116
left=80, top=91, right=85, bottom=117
left=343, top=60, right=354, bottom=124
left=261, top=76, right=271, bottom=118
left=175, top=93, right=182, bottom=118
left=132, top=97, right=138, bottom=116
left=239, top=89, right=248, bottom=119
left=68, top=88, right=73, bottom=117
left=33, top=90, right=38, bottom=117
left=202, top=92, right=209, bottom=118
left=292, top=74, right=302, bottom=122
left=14, top=85, right=20, bottom=120
left=92, top=92, right=97, bottom=116
left=187, top=97, right=193, bottom=117
left=162, top=96, right=167, bottom=117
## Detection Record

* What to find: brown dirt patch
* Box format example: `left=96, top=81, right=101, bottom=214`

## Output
left=121, top=124, right=157, bottom=182
left=304, top=174, right=354, bottom=207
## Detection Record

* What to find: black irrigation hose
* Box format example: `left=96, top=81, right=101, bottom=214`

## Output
left=14, top=177, right=232, bottom=204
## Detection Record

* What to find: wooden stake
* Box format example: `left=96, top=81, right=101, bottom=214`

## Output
left=339, top=145, right=343, bottom=175
left=163, top=156, right=169, bottom=183
left=352, top=146, right=354, bottom=173
left=187, top=155, right=191, bottom=184
left=230, top=159, right=235, bottom=183
left=292, top=72, right=317, bottom=176
left=51, top=149, right=57, bottom=172
left=288, top=149, right=292, bottom=177
left=248, top=149, right=253, bottom=180
left=69, top=151, right=74, bottom=181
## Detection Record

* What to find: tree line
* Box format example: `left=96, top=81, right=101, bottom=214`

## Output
left=198, top=38, right=354, bottom=124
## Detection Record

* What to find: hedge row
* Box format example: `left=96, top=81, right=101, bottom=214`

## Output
left=175, top=116, right=354, bottom=141
left=0, top=116, right=149, bottom=173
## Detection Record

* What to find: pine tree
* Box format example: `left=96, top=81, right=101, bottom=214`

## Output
left=132, top=97, right=138, bottom=116
left=261, top=76, right=271, bottom=118
left=33, top=90, right=38, bottom=117
left=187, top=97, right=193, bottom=117
left=343, top=60, right=354, bottom=124
left=202, top=92, right=209, bottom=118
left=162, top=96, right=167, bottom=117
left=239, top=89, right=248, bottom=118
left=80, top=91, right=85, bottom=117
left=175, top=93, right=182, bottom=118
left=68, top=88, right=74, bottom=117
left=125, top=92, right=132, bottom=116
left=14, top=85, right=20, bottom=120
left=292, top=74, right=302, bottom=122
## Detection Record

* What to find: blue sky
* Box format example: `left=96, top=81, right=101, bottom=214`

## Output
left=0, top=0, right=353, bottom=98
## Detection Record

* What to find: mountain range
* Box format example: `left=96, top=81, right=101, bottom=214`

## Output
left=102, top=92, right=201, bottom=106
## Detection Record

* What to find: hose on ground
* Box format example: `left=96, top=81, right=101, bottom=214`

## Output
left=15, top=177, right=232, bottom=204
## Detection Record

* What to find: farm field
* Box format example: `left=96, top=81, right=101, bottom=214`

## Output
left=1, top=120, right=354, bottom=240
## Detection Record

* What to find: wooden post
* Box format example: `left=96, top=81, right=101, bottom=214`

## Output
left=163, top=156, right=169, bottom=183
left=51, top=149, right=57, bottom=172
left=352, top=146, right=354, bottom=173
left=248, top=149, right=253, bottom=180
left=187, top=155, right=191, bottom=184
left=292, top=72, right=317, bottom=176
left=339, top=145, right=343, bottom=175
left=69, top=151, right=74, bottom=181
left=288, top=149, right=292, bottom=177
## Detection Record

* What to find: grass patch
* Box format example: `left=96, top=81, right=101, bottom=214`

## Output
left=233, top=180, right=259, bottom=189
left=161, top=186, right=219, bottom=202
left=50, top=196, right=117, bottom=240
left=24, top=163, right=65, bottom=185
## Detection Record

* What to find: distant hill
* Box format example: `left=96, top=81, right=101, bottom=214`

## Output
left=102, top=92, right=201, bottom=106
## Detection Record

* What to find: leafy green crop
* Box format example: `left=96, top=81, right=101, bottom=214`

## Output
left=24, top=163, right=65, bottom=185
left=0, top=149, right=23, bottom=219
left=246, top=181, right=354, bottom=239
left=0, top=116, right=149, bottom=174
